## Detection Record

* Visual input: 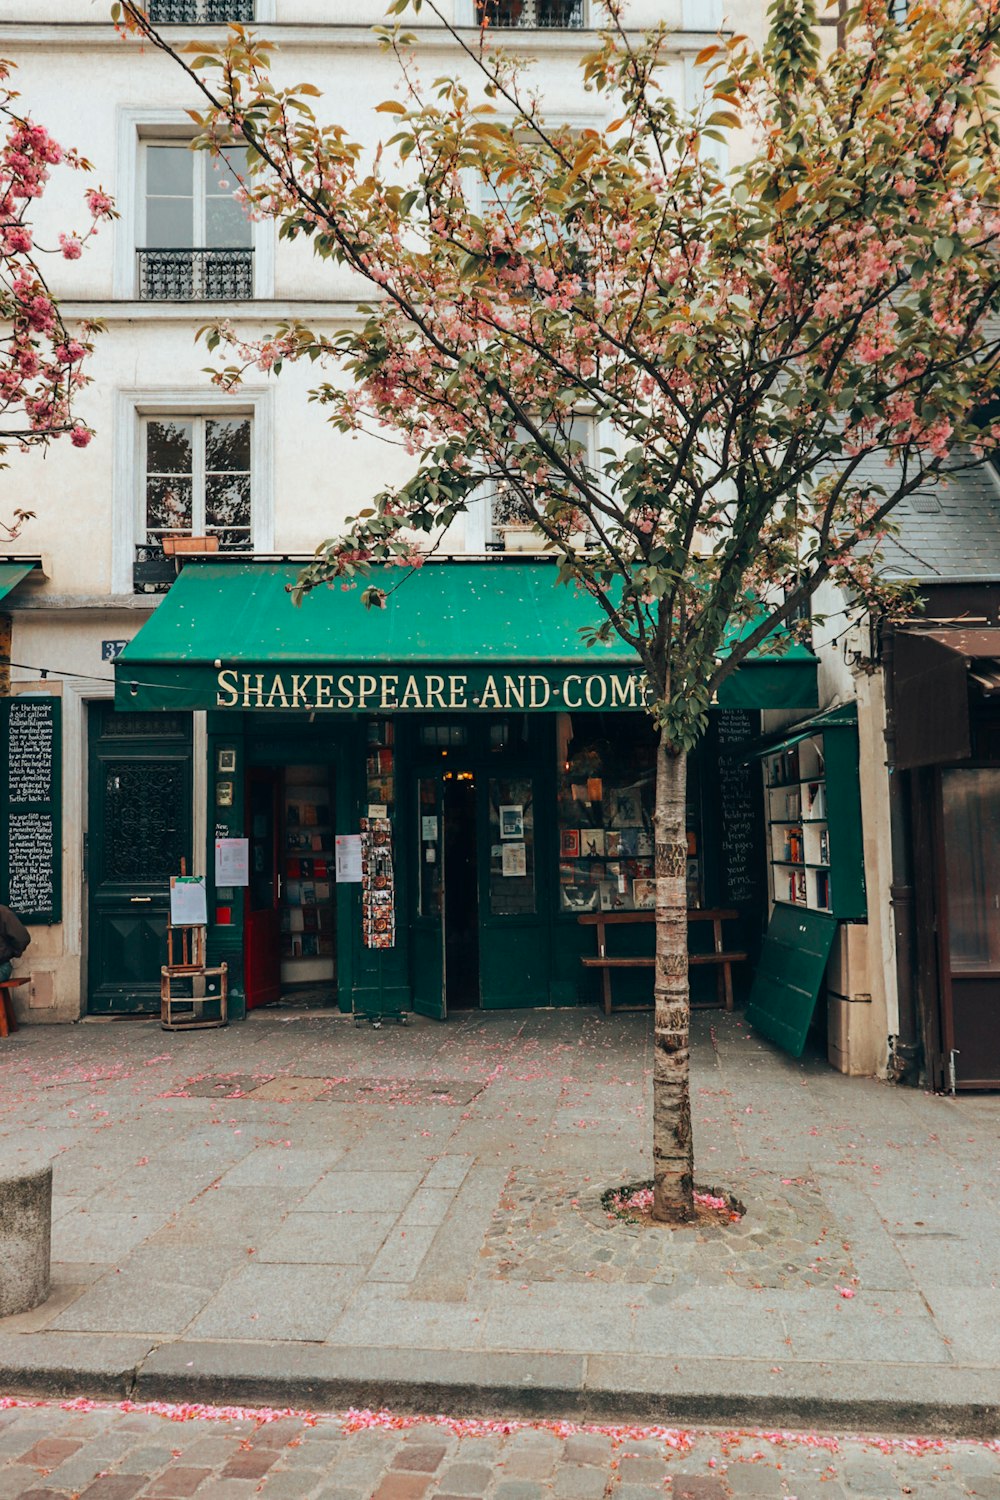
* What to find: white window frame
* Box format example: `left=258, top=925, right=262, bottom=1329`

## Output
left=141, top=412, right=253, bottom=550
left=114, top=108, right=274, bottom=301
left=113, top=387, right=274, bottom=594
left=141, top=137, right=252, bottom=253
left=465, top=413, right=600, bottom=553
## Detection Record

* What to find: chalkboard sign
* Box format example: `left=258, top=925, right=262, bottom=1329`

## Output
left=713, top=708, right=763, bottom=907
left=2, top=696, right=61, bottom=924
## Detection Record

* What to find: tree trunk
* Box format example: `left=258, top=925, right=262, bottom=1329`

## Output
left=652, top=734, right=694, bottom=1223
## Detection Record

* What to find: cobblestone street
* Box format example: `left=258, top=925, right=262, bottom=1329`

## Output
left=1, top=1399, right=999, bottom=1500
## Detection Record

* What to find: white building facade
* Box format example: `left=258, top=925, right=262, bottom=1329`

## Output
left=0, top=0, right=894, bottom=1081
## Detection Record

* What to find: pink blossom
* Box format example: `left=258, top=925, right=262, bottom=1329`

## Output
left=58, top=233, right=82, bottom=260
left=85, top=187, right=114, bottom=218
left=3, top=225, right=32, bottom=253
left=70, top=425, right=92, bottom=448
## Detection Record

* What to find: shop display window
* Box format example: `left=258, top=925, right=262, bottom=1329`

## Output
left=488, top=776, right=535, bottom=915
left=556, top=715, right=703, bottom=913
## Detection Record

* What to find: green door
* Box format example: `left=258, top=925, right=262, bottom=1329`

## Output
left=87, top=706, right=192, bottom=1013
left=479, top=768, right=550, bottom=1007
left=412, top=769, right=446, bottom=1018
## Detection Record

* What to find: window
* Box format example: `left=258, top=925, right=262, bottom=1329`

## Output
left=475, top=415, right=596, bottom=551
left=148, top=1, right=255, bottom=18
left=139, top=142, right=252, bottom=300
left=474, top=0, right=585, bottom=25
left=142, top=416, right=252, bottom=550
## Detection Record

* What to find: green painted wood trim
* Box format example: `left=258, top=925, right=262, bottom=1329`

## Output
left=746, top=906, right=839, bottom=1057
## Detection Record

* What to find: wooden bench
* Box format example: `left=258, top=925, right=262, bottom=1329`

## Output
left=0, top=976, right=29, bottom=1037
left=578, top=910, right=748, bottom=1016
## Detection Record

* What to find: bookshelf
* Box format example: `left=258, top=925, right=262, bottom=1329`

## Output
left=762, top=719, right=866, bottom=920
left=281, top=764, right=336, bottom=983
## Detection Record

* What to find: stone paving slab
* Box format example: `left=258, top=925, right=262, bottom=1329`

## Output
left=2, top=1010, right=1000, bottom=1432
left=0, top=1398, right=999, bottom=1499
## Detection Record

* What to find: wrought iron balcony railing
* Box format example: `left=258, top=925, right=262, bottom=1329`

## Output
left=147, top=1, right=255, bottom=21
left=475, top=0, right=585, bottom=26
left=137, top=247, right=254, bottom=302
left=133, top=544, right=176, bottom=595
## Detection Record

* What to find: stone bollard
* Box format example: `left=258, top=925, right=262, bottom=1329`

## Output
left=0, top=1163, right=52, bottom=1318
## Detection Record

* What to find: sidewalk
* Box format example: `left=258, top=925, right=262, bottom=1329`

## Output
left=1, top=1009, right=998, bottom=1435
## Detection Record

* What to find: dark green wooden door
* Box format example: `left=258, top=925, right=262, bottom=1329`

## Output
left=87, top=706, right=192, bottom=1013
left=479, top=767, right=550, bottom=1007
left=411, top=769, right=446, bottom=1019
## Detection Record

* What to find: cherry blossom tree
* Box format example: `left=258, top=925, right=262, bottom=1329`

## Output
left=0, top=56, right=114, bottom=535
left=116, top=0, right=1000, bottom=1220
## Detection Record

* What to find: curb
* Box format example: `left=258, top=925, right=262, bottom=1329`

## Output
left=2, top=1335, right=999, bottom=1438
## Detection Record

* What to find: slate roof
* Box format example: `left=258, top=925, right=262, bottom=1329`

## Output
left=854, top=450, right=1000, bottom=583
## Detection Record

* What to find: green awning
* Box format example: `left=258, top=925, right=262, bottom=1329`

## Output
left=0, top=562, right=35, bottom=603
left=754, top=701, right=858, bottom=757
left=115, top=560, right=818, bottom=714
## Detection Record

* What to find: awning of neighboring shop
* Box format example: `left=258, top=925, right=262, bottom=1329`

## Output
left=114, top=560, right=819, bottom=715
left=753, top=701, right=858, bottom=758
left=0, top=560, right=40, bottom=603
left=894, top=626, right=1000, bottom=770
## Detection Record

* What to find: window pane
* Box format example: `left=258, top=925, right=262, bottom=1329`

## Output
left=942, top=768, right=1000, bottom=971
left=557, top=714, right=658, bottom=914
left=146, top=475, right=193, bottom=537
left=205, top=473, right=251, bottom=548
left=145, top=147, right=193, bottom=247
left=146, top=198, right=194, bottom=249
left=146, top=419, right=193, bottom=476
left=206, top=195, right=252, bottom=248
left=206, top=417, right=251, bottom=471
left=206, top=147, right=251, bottom=247
left=418, top=777, right=444, bottom=918
left=488, top=776, right=535, bottom=916
left=147, top=145, right=193, bottom=197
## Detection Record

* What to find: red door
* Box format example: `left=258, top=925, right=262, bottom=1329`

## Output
left=245, top=768, right=282, bottom=1009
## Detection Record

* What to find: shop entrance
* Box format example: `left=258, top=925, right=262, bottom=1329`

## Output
left=412, top=767, right=481, bottom=1017
left=86, top=705, right=192, bottom=1013
left=244, top=762, right=337, bottom=1009
left=444, top=771, right=479, bottom=1009
left=938, top=766, right=1000, bottom=1087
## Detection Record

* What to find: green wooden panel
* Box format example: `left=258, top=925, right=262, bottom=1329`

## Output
left=746, top=906, right=838, bottom=1057
left=825, top=728, right=867, bottom=920
left=86, top=707, right=192, bottom=1014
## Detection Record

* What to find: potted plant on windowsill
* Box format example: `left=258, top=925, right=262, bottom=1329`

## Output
left=161, top=535, right=221, bottom=556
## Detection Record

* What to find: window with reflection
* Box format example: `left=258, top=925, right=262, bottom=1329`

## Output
left=488, top=776, right=536, bottom=915
left=143, top=415, right=252, bottom=550
left=942, top=768, right=1000, bottom=971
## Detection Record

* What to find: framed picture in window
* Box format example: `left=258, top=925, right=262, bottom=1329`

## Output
left=500, top=805, right=524, bottom=839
